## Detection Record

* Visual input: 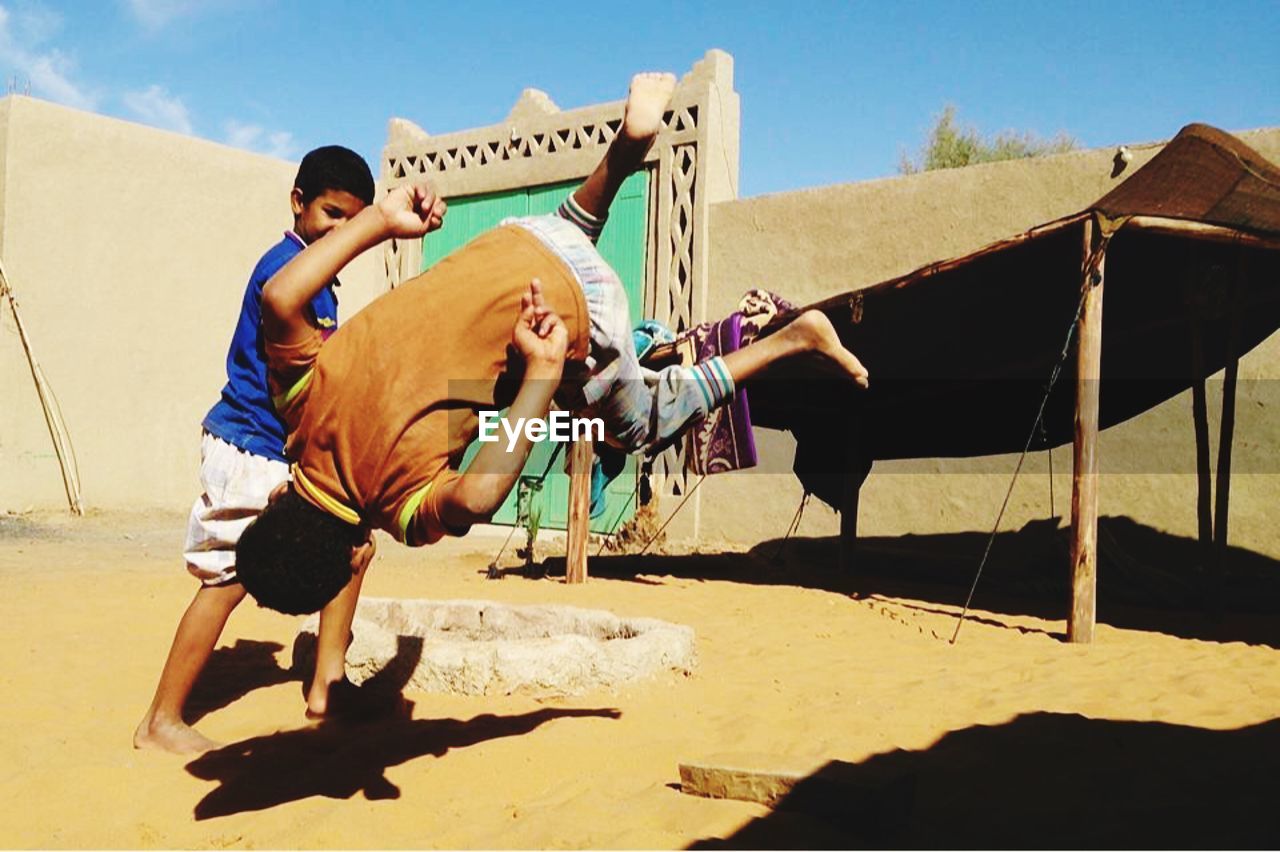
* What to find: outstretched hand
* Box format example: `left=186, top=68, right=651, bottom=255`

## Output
left=513, top=278, right=567, bottom=376
left=377, top=180, right=447, bottom=238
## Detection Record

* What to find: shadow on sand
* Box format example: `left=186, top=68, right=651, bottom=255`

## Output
left=571, top=515, right=1280, bottom=647
left=184, top=706, right=621, bottom=820
left=686, top=712, right=1280, bottom=849
left=183, top=631, right=620, bottom=819
left=184, top=639, right=299, bottom=725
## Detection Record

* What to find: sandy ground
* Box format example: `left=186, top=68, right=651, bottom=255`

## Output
left=1, top=509, right=1278, bottom=849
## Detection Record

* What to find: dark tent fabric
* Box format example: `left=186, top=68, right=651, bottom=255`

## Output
left=740, top=124, right=1280, bottom=507
left=1095, top=123, right=1280, bottom=236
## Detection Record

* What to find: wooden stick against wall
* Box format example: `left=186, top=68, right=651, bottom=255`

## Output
left=0, top=259, right=84, bottom=516
left=1069, top=217, right=1105, bottom=644
left=566, top=436, right=594, bottom=584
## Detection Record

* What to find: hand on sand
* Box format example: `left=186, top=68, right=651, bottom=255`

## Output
left=378, top=179, right=447, bottom=238
left=305, top=678, right=415, bottom=722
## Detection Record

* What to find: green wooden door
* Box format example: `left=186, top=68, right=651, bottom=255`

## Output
left=420, top=174, right=648, bottom=533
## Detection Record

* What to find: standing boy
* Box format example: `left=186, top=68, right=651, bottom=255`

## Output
left=134, top=146, right=383, bottom=754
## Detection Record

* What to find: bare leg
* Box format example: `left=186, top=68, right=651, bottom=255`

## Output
left=721, top=311, right=870, bottom=388
left=572, top=72, right=676, bottom=219
left=304, top=564, right=367, bottom=717
left=134, top=582, right=246, bottom=754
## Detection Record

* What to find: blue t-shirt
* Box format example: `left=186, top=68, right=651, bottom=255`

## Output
left=202, top=232, right=339, bottom=462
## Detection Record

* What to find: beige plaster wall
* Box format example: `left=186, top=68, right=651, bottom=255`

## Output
left=703, top=127, right=1280, bottom=558
left=0, top=99, right=9, bottom=254
left=0, top=96, right=382, bottom=512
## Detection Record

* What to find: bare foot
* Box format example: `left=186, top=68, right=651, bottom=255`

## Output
left=782, top=311, right=870, bottom=388
left=133, top=715, right=221, bottom=755
left=621, top=72, right=677, bottom=144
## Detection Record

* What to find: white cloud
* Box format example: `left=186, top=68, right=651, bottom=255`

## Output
left=224, top=118, right=260, bottom=149
left=122, top=84, right=193, bottom=134
left=0, top=3, right=97, bottom=109
left=4, top=2, right=292, bottom=160
left=262, top=130, right=295, bottom=159
left=9, top=2, right=61, bottom=42
left=224, top=119, right=297, bottom=160
left=122, top=0, right=199, bottom=31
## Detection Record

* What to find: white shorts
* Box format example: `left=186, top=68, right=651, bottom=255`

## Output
left=183, top=431, right=290, bottom=586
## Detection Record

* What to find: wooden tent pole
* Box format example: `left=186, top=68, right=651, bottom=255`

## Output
left=566, top=435, right=593, bottom=584
left=838, top=438, right=873, bottom=576
left=838, top=471, right=861, bottom=574
left=1187, top=290, right=1214, bottom=566
left=1069, top=218, right=1105, bottom=643
left=1212, top=252, right=1245, bottom=596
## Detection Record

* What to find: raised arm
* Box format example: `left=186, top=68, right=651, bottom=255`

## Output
left=261, top=181, right=447, bottom=345
left=435, top=280, right=568, bottom=529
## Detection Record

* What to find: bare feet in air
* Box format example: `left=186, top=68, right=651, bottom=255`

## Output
left=781, top=310, right=871, bottom=389
left=133, top=714, right=221, bottom=755
left=621, top=72, right=677, bottom=145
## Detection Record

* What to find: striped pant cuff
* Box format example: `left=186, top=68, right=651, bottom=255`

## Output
left=557, top=195, right=607, bottom=241
left=690, top=357, right=736, bottom=411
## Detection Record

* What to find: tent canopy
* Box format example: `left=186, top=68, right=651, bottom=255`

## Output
left=742, top=124, right=1280, bottom=502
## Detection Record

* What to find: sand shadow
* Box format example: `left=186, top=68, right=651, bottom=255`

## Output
left=686, top=712, right=1280, bottom=849
left=184, top=639, right=298, bottom=725
left=185, top=623, right=622, bottom=818
left=188, top=631, right=420, bottom=727
left=184, top=706, right=621, bottom=819
left=584, top=516, right=1280, bottom=647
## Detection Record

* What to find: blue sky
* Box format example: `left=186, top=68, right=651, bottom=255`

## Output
left=1, top=0, right=1276, bottom=197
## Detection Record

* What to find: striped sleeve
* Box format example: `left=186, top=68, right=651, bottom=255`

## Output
left=263, top=327, right=323, bottom=426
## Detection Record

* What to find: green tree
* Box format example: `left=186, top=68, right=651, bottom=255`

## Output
left=899, top=105, right=1078, bottom=174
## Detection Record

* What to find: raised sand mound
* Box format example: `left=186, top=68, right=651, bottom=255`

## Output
left=293, top=597, right=696, bottom=696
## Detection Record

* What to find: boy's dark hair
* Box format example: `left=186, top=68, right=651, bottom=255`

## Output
left=236, top=486, right=363, bottom=615
left=294, top=145, right=375, bottom=206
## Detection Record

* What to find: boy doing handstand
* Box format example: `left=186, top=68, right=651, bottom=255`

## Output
left=236, top=74, right=869, bottom=615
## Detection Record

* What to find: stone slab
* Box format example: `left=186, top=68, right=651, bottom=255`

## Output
left=679, top=752, right=916, bottom=826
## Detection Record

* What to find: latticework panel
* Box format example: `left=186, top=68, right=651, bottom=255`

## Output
left=664, top=144, right=697, bottom=335
left=384, top=106, right=698, bottom=182
left=654, top=442, right=693, bottom=497
left=651, top=142, right=700, bottom=497
left=383, top=104, right=701, bottom=293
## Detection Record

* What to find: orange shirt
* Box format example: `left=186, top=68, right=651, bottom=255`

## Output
left=265, top=224, right=589, bottom=545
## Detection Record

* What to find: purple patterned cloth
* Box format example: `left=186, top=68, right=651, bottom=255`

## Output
left=674, top=289, right=796, bottom=474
